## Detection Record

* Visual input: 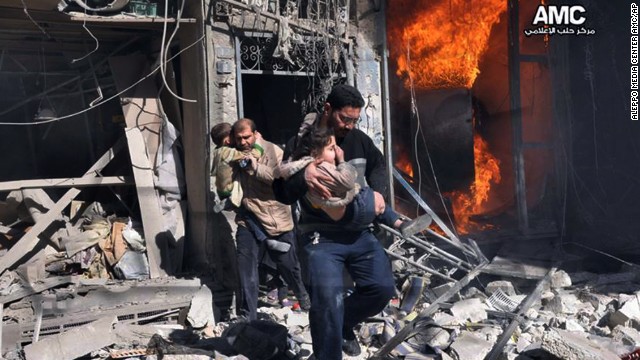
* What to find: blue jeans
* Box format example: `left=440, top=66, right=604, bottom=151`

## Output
left=301, top=229, right=396, bottom=360
left=345, top=187, right=401, bottom=231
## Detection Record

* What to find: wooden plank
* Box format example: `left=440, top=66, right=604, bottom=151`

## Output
left=0, top=189, right=80, bottom=275
left=124, top=128, right=167, bottom=278
left=109, top=55, right=162, bottom=166
left=0, top=276, right=76, bottom=305
left=0, top=140, right=123, bottom=275
left=0, top=176, right=132, bottom=192
left=69, top=14, right=196, bottom=23
left=180, top=1, right=209, bottom=268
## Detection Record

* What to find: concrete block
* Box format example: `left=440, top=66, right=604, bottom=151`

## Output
left=485, top=281, right=516, bottom=296
left=431, top=282, right=455, bottom=299
left=551, top=270, right=572, bottom=289
left=187, top=286, right=215, bottom=329
left=587, top=334, right=635, bottom=357
left=421, top=327, right=450, bottom=349
left=433, top=313, right=460, bottom=327
left=609, top=296, right=640, bottom=328
left=562, top=319, right=585, bottom=332
left=450, top=298, right=488, bottom=323
left=545, top=292, right=579, bottom=315
left=24, top=316, right=116, bottom=360
left=449, top=331, right=494, bottom=360
left=541, top=329, right=619, bottom=360
left=476, top=326, right=503, bottom=344
left=613, top=325, right=640, bottom=346
left=516, top=333, right=533, bottom=353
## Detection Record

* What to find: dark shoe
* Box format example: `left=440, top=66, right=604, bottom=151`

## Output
left=399, top=213, right=433, bottom=238
left=342, top=338, right=361, bottom=357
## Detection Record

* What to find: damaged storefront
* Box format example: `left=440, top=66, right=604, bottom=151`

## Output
left=0, top=0, right=639, bottom=359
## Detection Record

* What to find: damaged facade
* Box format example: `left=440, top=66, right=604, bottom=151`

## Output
left=0, top=0, right=639, bottom=360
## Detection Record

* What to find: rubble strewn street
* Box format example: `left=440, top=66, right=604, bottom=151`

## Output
left=2, top=193, right=640, bottom=360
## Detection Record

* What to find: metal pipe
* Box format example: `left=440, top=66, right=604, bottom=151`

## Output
left=234, top=35, right=244, bottom=119
left=380, top=224, right=473, bottom=270
left=380, top=0, right=395, bottom=208
left=507, top=0, right=529, bottom=233
left=384, top=250, right=455, bottom=282
left=374, top=264, right=486, bottom=358
left=484, top=268, right=557, bottom=360
left=393, top=168, right=466, bottom=250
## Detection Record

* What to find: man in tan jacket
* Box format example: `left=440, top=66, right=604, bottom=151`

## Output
left=232, top=118, right=309, bottom=320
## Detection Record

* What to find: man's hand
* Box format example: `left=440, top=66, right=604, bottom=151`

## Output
left=374, top=191, right=386, bottom=216
left=335, top=145, right=345, bottom=164
left=305, top=162, right=334, bottom=199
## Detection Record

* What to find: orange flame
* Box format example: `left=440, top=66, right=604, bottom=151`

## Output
left=388, top=0, right=506, bottom=90
left=447, top=134, right=501, bottom=234
left=395, top=151, right=414, bottom=179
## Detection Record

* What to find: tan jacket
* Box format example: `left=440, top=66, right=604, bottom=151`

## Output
left=237, top=139, right=293, bottom=236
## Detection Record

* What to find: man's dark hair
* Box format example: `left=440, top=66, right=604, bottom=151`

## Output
left=232, top=118, right=256, bottom=134
left=210, top=122, right=232, bottom=146
left=292, top=126, right=334, bottom=161
left=325, top=84, right=365, bottom=110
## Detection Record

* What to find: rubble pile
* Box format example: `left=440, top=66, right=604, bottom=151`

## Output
left=341, top=268, right=640, bottom=360
left=2, top=190, right=640, bottom=360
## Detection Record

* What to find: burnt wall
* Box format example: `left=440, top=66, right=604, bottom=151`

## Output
left=556, top=1, right=640, bottom=255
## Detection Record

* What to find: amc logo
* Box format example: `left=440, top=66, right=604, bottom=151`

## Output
left=532, top=5, right=587, bottom=25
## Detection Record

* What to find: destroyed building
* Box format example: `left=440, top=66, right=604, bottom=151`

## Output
left=0, top=0, right=639, bottom=359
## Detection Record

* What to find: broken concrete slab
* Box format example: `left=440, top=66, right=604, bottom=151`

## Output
left=587, top=333, right=635, bottom=357
left=613, top=325, right=640, bottom=346
left=449, top=331, right=494, bottom=360
left=187, top=285, right=215, bottom=329
left=551, top=270, right=572, bottom=289
left=23, top=316, right=116, bottom=360
left=545, top=292, right=579, bottom=315
left=450, top=298, right=488, bottom=323
left=562, top=319, right=585, bottom=332
left=540, top=329, right=619, bottom=360
left=609, top=295, right=640, bottom=328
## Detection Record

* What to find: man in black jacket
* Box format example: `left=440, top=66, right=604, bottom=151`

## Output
left=273, top=84, right=396, bottom=360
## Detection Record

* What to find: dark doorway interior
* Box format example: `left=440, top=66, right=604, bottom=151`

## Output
left=241, top=75, right=318, bottom=147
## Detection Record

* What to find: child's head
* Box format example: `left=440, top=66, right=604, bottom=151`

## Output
left=293, top=127, right=336, bottom=164
left=210, top=122, right=232, bottom=146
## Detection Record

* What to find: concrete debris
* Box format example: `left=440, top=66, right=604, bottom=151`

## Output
left=613, top=324, right=640, bottom=346
left=23, top=316, right=117, bottom=360
left=545, top=291, right=579, bottom=314
left=541, top=329, right=620, bottom=360
left=1, top=190, right=638, bottom=360
left=609, top=294, right=640, bottom=327
left=187, top=285, right=216, bottom=329
left=450, top=298, right=488, bottom=323
left=449, top=331, right=494, bottom=360
left=551, top=270, right=572, bottom=289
